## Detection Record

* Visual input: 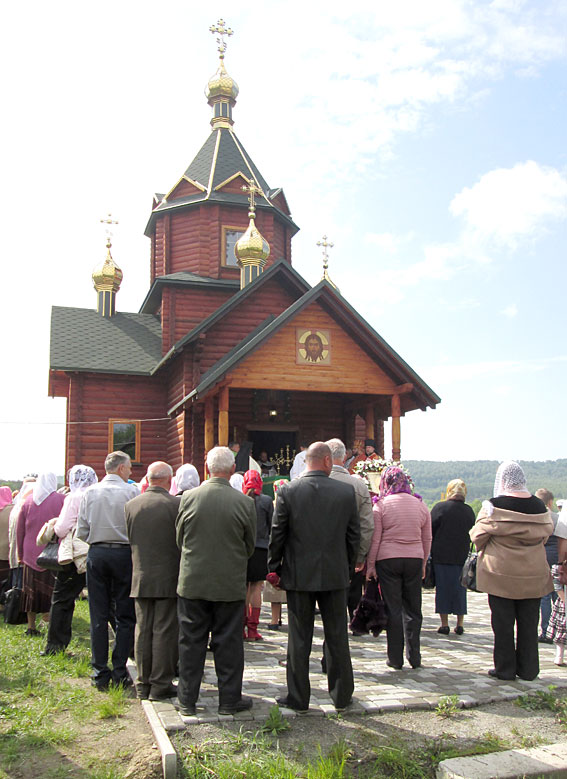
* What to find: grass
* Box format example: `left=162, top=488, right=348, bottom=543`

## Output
left=261, top=704, right=291, bottom=735
left=176, top=724, right=516, bottom=779
left=0, top=599, right=133, bottom=777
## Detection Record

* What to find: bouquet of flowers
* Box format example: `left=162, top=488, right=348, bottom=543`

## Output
left=354, top=458, right=414, bottom=495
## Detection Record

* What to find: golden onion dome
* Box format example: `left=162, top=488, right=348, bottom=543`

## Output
left=92, top=240, right=123, bottom=293
left=206, top=59, right=239, bottom=101
left=235, top=213, right=270, bottom=264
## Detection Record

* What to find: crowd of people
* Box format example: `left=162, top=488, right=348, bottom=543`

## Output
left=0, top=445, right=564, bottom=715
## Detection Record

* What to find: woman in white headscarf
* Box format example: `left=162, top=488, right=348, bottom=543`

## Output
left=42, top=465, right=98, bottom=655
left=174, top=464, right=200, bottom=496
left=470, top=461, right=553, bottom=680
left=16, top=473, right=65, bottom=636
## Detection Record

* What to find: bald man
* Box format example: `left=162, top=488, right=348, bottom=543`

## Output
left=125, top=461, right=181, bottom=701
left=268, top=442, right=360, bottom=713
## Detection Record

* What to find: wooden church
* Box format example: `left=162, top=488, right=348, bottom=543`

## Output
left=48, top=20, right=440, bottom=481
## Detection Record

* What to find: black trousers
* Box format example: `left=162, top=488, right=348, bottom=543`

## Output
left=177, top=597, right=244, bottom=708
left=376, top=558, right=423, bottom=668
left=45, top=566, right=86, bottom=652
left=86, top=546, right=135, bottom=686
left=134, top=598, right=178, bottom=697
left=286, top=589, right=353, bottom=710
left=488, top=594, right=540, bottom=680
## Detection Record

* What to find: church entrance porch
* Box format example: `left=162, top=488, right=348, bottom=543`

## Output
left=247, top=428, right=298, bottom=476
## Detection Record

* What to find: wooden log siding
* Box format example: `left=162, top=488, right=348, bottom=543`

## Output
left=167, top=413, right=184, bottom=469
left=171, top=288, right=236, bottom=345
left=226, top=304, right=398, bottom=395
left=197, top=280, right=296, bottom=373
left=166, top=358, right=185, bottom=410
left=151, top=204, right=293, bottom=279
left=64, top=375, right=168, bottom=482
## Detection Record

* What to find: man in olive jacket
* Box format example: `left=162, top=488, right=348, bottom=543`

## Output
left=268, top=442, right=360, bottom=713
left=175, top=446, right=256, bottom=716
left=125, top=461, right=180, bottom=701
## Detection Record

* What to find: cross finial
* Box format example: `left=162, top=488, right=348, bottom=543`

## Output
left=209, top=18, right=233, bottom=59
left=242, top=179, right=263, bottom=215
left=100, top=213, right=119, bottom=248
left=317, top=234, right=334, bottom=272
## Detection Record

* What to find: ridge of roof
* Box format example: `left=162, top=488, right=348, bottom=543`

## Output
left=144, top=128, right=298, bottom=237
left=177, top=280, right=440, bottom=408
left=151, top=259, right=311, bottom=375
left=167, top=316, right=275, bottom=416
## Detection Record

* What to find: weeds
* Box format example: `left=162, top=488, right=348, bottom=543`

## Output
left=515, top=685, right=567, bottom=731
left=435, top=694, right=461, bottom=718
left=261, top=704, right=291, bottom=735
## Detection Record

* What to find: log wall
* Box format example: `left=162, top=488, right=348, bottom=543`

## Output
left=64, top=374, right=168, bottom=482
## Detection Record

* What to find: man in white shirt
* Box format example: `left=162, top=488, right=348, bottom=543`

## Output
left=77, top=451, right=139, bottom=690
left=289, top=442, right=308, bottom=479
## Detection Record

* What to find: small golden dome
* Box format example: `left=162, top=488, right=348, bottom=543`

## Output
left=206, top=60, right=239, bottom=101
left=235, top=213, right=270, bottom=265
left=92, top=240, right=123, bottom=293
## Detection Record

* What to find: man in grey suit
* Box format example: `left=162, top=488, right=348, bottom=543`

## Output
left=125, top=461, right=181, bottom=701
left=326, top=437, right=374, bottom=621
left=268, top=442, right=360, bottom=713
left=175, top=446, right=256, bottom=717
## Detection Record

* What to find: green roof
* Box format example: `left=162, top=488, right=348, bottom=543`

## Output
left=50, top=307, right=162, bottom=375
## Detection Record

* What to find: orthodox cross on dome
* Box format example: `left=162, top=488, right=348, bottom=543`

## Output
left=317, top=234, right=338, bottom=289
left=100, top=213, right=119, bottom=247
left=242, top=179, right=263, bottom=215
left=209, top=18, right=233, bottom=59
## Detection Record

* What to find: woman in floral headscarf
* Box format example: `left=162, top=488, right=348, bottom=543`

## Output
left=431, top=479, right=476, bottom=636
left=242, top=470, right=273, bottom=641
left=16, top=473, right=65, bottom=636
left=366, top=466, right=431, bottom=670
left=42, top=465, right=98, bottom=655
left=470, top=461, right=553, bottom=680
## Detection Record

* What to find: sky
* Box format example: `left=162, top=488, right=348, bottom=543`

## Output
left=1, top=0, right=566, bottom=478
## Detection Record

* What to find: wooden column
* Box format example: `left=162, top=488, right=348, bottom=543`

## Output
left=365, top=402, right=375, bottom=441
left=204, top=397, right=214, bottom=454
left=218, top=386, right=229, bottom=447
left=391, top=394, right=401, bottom=461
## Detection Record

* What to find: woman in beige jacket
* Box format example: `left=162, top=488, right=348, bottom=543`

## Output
left=470, top=461, right=553, bottom=681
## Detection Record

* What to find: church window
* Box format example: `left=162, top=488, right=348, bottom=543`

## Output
left=109, top=419, right=140, bottom=462
left=222, top=227, right=244, bottom=267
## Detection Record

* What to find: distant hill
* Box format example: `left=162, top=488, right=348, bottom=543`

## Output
left=405, top=459, right=567, bottom=505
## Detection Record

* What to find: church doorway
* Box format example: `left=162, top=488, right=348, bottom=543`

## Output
left=247, top=428, right=297, bottom=476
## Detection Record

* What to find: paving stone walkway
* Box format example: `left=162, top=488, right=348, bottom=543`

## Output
left=149, top=591, right=567, bottom=731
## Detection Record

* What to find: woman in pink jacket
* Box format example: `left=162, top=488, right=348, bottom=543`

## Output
left=366, top=467, right=431, bottom=670
left=16, top=473, right=65, bottom=636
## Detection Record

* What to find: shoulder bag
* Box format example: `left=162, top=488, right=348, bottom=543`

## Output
left=460, top=549, right=480, bottom=592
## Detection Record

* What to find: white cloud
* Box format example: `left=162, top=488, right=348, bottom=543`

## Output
left=449, top=161, right=567, bottom=248
left=501, top=304, right=518, bottom=317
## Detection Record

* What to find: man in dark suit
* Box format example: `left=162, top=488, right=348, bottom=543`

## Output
left=268, top=442, right=360, bottom=713
left=175, top=446, right=256, bottom=717
left=125, top=461, right=181, bottom=701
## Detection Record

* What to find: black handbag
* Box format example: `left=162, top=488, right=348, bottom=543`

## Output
left=36, top=540, right=66, bottom=572
left=423, top=556, right=435, bottom=589
left=460, top=551, right=480, bottom=592
left=3, top=586, right=27, bottom=624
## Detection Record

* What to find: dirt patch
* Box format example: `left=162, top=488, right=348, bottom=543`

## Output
left=175, top=697, right=567, bottom=775
left=2, top=691, right=162, bottom=779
